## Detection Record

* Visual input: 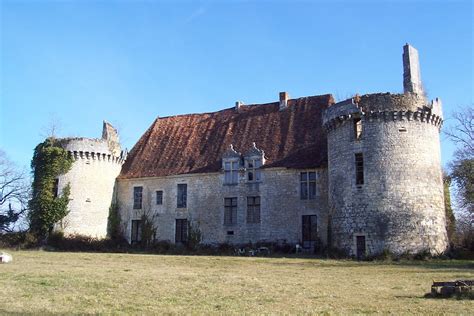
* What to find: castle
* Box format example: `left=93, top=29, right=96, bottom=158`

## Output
left=53, top=44, right=448, bottom=257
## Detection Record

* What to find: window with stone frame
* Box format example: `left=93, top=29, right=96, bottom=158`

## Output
left=222, top=144, right=241, bottom=185
left=244, top=142, right=265, bottom=182
left=245, top=157, right=262, bottom=182
left=300, top=172, right=316, bottom=200
left=224, top=197, right=237, bottom=226
left=224, top=160, right=239, bottom=184
left=177, top=184, right=187, bottom=208
left=156, top=190, right=163, bottom=205
left=354, top=118, right=363, bottom=141
left=247, top=196, right=261, bottom=224
left=133, top=186, right=143, bottom=209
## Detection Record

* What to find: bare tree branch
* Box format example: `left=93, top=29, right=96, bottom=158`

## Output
left=0, top=149, right=31, bottom=232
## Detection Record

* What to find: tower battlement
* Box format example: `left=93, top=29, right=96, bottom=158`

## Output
left=323, top=93, right=443, bottom=132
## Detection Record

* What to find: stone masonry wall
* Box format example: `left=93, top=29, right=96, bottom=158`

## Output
left=115, top=167, right=328, bottom=247
left=324, top=93, right=448, bottom=256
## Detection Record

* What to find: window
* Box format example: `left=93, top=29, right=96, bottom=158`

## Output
left=131, top=219, right=143, bottom=244
left=355, top=153, right=364, bottom=185
left=247, top=196, right=261, bottom=223
left=177, top=184, right=187, bottom=208
left=224, top=197, right=237, bottom=226
left=133, top=186, right=143, bottom=209
left=354, top=118, right=362, bottom=140
left=156, top=190, right=163, bottom=205
left=224, top=160, right=239, bottom=184
left=300, top=172, right=316, bottom=200
left=53, top=178, right=59, bottom=198
left=175, top=219, right=188, bottom=244
left=246, top=158, right=262, bottom=182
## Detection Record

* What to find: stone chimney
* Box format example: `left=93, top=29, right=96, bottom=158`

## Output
left=403, top=44, right=424, bottom=96
left=279, top=92, right=289, bottom=110
left=235, top=101, right=243, bottom=111
left=102, top=121, right=121, bottom=156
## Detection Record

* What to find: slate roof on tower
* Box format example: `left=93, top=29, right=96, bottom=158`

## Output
left=118, top=94, right=334, bottom=179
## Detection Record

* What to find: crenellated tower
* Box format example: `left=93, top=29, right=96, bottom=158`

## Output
left=55, top=121, right=126, bottom=238
left=323, top=44, right=448, bottom=257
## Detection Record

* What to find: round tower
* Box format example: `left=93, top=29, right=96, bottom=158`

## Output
left=322, top=45, right=448, bottom=257
left=56, top=122, right=126, bottom=238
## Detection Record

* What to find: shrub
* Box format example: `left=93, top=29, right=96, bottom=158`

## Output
left=0, top=231, right=38, bottom=249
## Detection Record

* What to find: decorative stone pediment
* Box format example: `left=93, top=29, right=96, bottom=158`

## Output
left=222, top=144, right=241, bottom=159
left=244, top=142, right=264, bottom=158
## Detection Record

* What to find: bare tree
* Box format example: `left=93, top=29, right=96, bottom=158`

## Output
left=0, top=150, right=30, bottom=232
left=40, top=114, right=63, bottom=139
left=444, top=106, right=473, bottom=249
left=444, top=105, right=474, bottom=160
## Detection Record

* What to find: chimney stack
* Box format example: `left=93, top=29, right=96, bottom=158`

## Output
left=235, top=101, right=243, bottom=110
left=403, top=44, right=424, bottom=96
left=279, top=92, right=289, bottom=110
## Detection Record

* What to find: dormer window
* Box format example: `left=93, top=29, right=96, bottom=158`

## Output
left=222, top=144, right=241, bottom=185
left=246, top=158, right=262, bottom=181
left=224, top=160, right=239, bottom=184
left=244, top=142, right=265, bottom=183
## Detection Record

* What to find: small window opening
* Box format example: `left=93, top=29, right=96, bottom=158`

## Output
left=398, top=127, right=407, bottom=132
left=355, top=153, right=364, bottom=185
left=227, top=231, right=234, bottom=235
left=354, top=118, right=363, bottom=141
left=52, top=178, right=59, bottom=198
left=156, top=190, right=163, bottom=205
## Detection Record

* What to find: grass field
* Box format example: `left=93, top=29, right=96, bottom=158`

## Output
left=0, top=250, right=473, bottom=314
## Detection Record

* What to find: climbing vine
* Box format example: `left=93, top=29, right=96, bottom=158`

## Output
left=29, top=138, right=73, bottom=238
left=107, top=203, right=122, bottom=241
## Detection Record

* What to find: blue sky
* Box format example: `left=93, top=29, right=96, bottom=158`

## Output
left=0, top=0, right=472, bottom=171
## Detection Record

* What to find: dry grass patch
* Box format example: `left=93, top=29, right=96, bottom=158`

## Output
left=0, top=250, right=473, bottom=314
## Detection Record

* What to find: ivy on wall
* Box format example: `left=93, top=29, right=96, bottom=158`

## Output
left=107, top=203, right=122, bottom=241
left=29, top=138, right=73, bottom=238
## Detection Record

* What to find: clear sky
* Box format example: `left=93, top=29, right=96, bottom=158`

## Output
left=1, top=0, right=472, bottom=171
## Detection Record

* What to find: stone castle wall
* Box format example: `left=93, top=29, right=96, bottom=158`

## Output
left=57, top=136, right=124, bottom=238
left=115, top=167, right=328, bottom=246
left=323, top=93, right=448, bottom=256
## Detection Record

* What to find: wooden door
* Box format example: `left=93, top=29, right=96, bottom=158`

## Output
left=302, top=215, right=317, bottom=250
left=356, top=235, right=366, bottom=260
left=175, top=219, right=188, bottom=244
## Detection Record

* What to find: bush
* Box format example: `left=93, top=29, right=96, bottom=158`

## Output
left=149, top=240, right=172, bottom=253
left=46, top=232, right=126, bottom=252
left=0, top=232, right=38, bottom=249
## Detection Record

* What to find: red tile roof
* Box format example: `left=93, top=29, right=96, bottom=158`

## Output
left=118, top=94, right=334, bottom=179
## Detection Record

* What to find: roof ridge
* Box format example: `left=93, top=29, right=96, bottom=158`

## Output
left=154, top=93, right=334, bottom=121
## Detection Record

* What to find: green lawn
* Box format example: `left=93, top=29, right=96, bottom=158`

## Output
left=0, top=250, right=472, bottom=314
